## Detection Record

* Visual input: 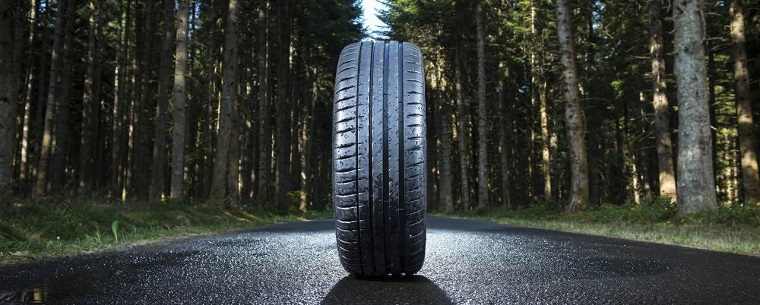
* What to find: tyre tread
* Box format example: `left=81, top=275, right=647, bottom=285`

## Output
left=333, top=41, right=426, bottom=277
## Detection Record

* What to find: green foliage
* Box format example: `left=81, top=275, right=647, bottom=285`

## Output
left=111, top=220, right=120, bottom=243
left=0, top=199, right=332, bottom=264
left=441, top=202, right=760, bottom=256
left=444, top=197, right=759, bottom=227
left=680, top=205, right=760, bottom=227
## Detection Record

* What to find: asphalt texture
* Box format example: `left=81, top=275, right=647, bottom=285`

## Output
left=1, top=217, right=759, bottom=305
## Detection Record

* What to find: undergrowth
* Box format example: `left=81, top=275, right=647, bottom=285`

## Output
left=0, top=198, right=332, bottom=264
left=440, top=198, right=760, bottom=256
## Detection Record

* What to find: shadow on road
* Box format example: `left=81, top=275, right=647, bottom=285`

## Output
left=321, top=275, right=452, bottom=305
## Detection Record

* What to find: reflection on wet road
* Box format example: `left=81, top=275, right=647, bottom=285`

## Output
left=1, top=217, right=759, bottom=304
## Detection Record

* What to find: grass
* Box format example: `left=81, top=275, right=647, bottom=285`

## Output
left=4, top=196, right=758, bottom=265
left=440, top=199, right=760, bottom=256
left=0, top=198, right=332, bottom=265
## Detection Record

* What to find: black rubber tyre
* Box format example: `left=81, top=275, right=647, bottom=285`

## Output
left=332, top=40, right=427, bottom=277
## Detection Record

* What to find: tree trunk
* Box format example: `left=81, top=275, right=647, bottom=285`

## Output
left=227, top=105, right=240, bottom=205
left=498, top=81, right=512, bottom=209
left=256, top=3, right=272, bottom=206
left=538, top=80, right=551, bottom=201
left=130, top=0, right=156, bottom=200
left=556, top=0, right=589, bottom=212
left=79, top=0, right=98, bottom=193
left=529, top=0, right=551, bottom=201
left=170, top=0, right=189, bottom=200
left=210, top=0, right=239, bottom=201
left=30, top=1, right=50, bottom=191
left=50, top=0, right=76, bottom=192
left=149, top=0, right=176, bottom=200
left=673, top=0, right=718, bottom=214
left=19, top=0, right=40, bottom=187
left=730, top=0, right=760, bottom=204
left=475, top=1, right=489, bottom=210
left=275, top=0, right=292, bottom=210
left=0, top=1, right=16, bottom=196
left=112, top=0, right=131, bottom=200
left=648, top=0, right=677, bottom=202
left=438, top=67, right=454, bottom=213
left=455, top=53, right=470, bottom=209
left=34, top=0, right=68, bottom=197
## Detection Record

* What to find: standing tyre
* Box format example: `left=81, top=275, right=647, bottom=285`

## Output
left=332, top=40, right=427, bottom=277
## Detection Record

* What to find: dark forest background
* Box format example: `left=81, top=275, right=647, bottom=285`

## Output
left=1, top=0, right=760, bottom=216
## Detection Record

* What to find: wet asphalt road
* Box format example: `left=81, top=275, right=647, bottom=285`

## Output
left=1, top=217, right=760, bottom=305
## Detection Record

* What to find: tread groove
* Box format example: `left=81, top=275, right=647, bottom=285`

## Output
left=333, top=41, right=425, bottom=277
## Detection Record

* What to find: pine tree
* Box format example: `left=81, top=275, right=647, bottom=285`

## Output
left=170, top=0, right=190, bottom=200
left=729, top=0, right=760, bottom=204
left=210, top=0, right=240, bottom=202
left=556, top=0, right=589, bottom=212
left=673, top=0, right=718, bottom=214
left=648, top=0, right=677, bottom=201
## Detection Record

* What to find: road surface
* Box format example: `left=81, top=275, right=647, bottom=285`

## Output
left=1, top=217, right=759, bottom=304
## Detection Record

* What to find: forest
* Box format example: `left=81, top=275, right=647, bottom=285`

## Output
left=0, top=0, right=362, bottom=211
left=1, top=0, right=760, bottom=217
left=382, top=0, right=760, bottom=215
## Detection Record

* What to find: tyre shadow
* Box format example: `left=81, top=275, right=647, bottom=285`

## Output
left=321, top=275, right=452, bottom=305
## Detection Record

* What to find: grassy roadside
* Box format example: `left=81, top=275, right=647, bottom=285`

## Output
left=439, top=200, right=760, bottom=256
left=0, top=199, right=332, bottom=265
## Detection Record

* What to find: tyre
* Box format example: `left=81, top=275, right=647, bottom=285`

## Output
left=332, top=40, right=427, bottom=277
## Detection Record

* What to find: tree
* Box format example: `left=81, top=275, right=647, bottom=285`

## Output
left=475, top=1, right=489, bottom=210
left=673, top=0, right=718, bottom=214
left=454, top=52, right=470, bottom=208
left=170, top=0, right=190, bottom=200
left=51, top=0, right=77, bottom=192
left=210, top=0, right=240, bottom=202
left=729, top=0, right=760, bottom=204
left=0, top=0, right=16, bottom=197
left=438, top=67, right=454, bottom=213
left=530, top=0, right=551, bottom=201
left=648, top=0, right=677, bottom=201
left=79, top=0, right=99, bottom=192
left=556, top=0, right=589, bottom=212
left=257, top=3, right=272, bottom=205
left=34, top=0, right=69, bottom=197
left=275, top=0, right=292, bottom=210
left=150, top=0, right=176, bottom=200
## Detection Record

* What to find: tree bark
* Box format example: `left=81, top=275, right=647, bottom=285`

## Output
left=556, top=0, right=589, bottom=212
left=438, top=65, right=454, bottom=213
left=498, top=81, right=512, bottom=209
left=34, top=0, right=68, bottom=197
left=170, top=0, right=190, bottom=200
left=112, top=0, right=131, bottom=200
left=648, top=0, right=677, bottom=201
left=455, top=52, right=470, bottom=209
left=0, top=1, right=17, bottom=196
left=130, top=0, right=157, bottom=200
left=729, top=0, right=760, bottom=204
left=531, top=0, right=551, bottom=200
left=256, top=3, right=272, bottom=206
left=150, top=0, right=176, bottom=200
left=275, top=0, right=292, bottom=210
left=210, top=0, right=239, bottom=201
left=475, top=1, right=489, bottom=210
left=79, top=0, right=99, bottom=193
left=673, top=0, right=718, bottom=214
left=49, top=0, right=75, bottom=192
